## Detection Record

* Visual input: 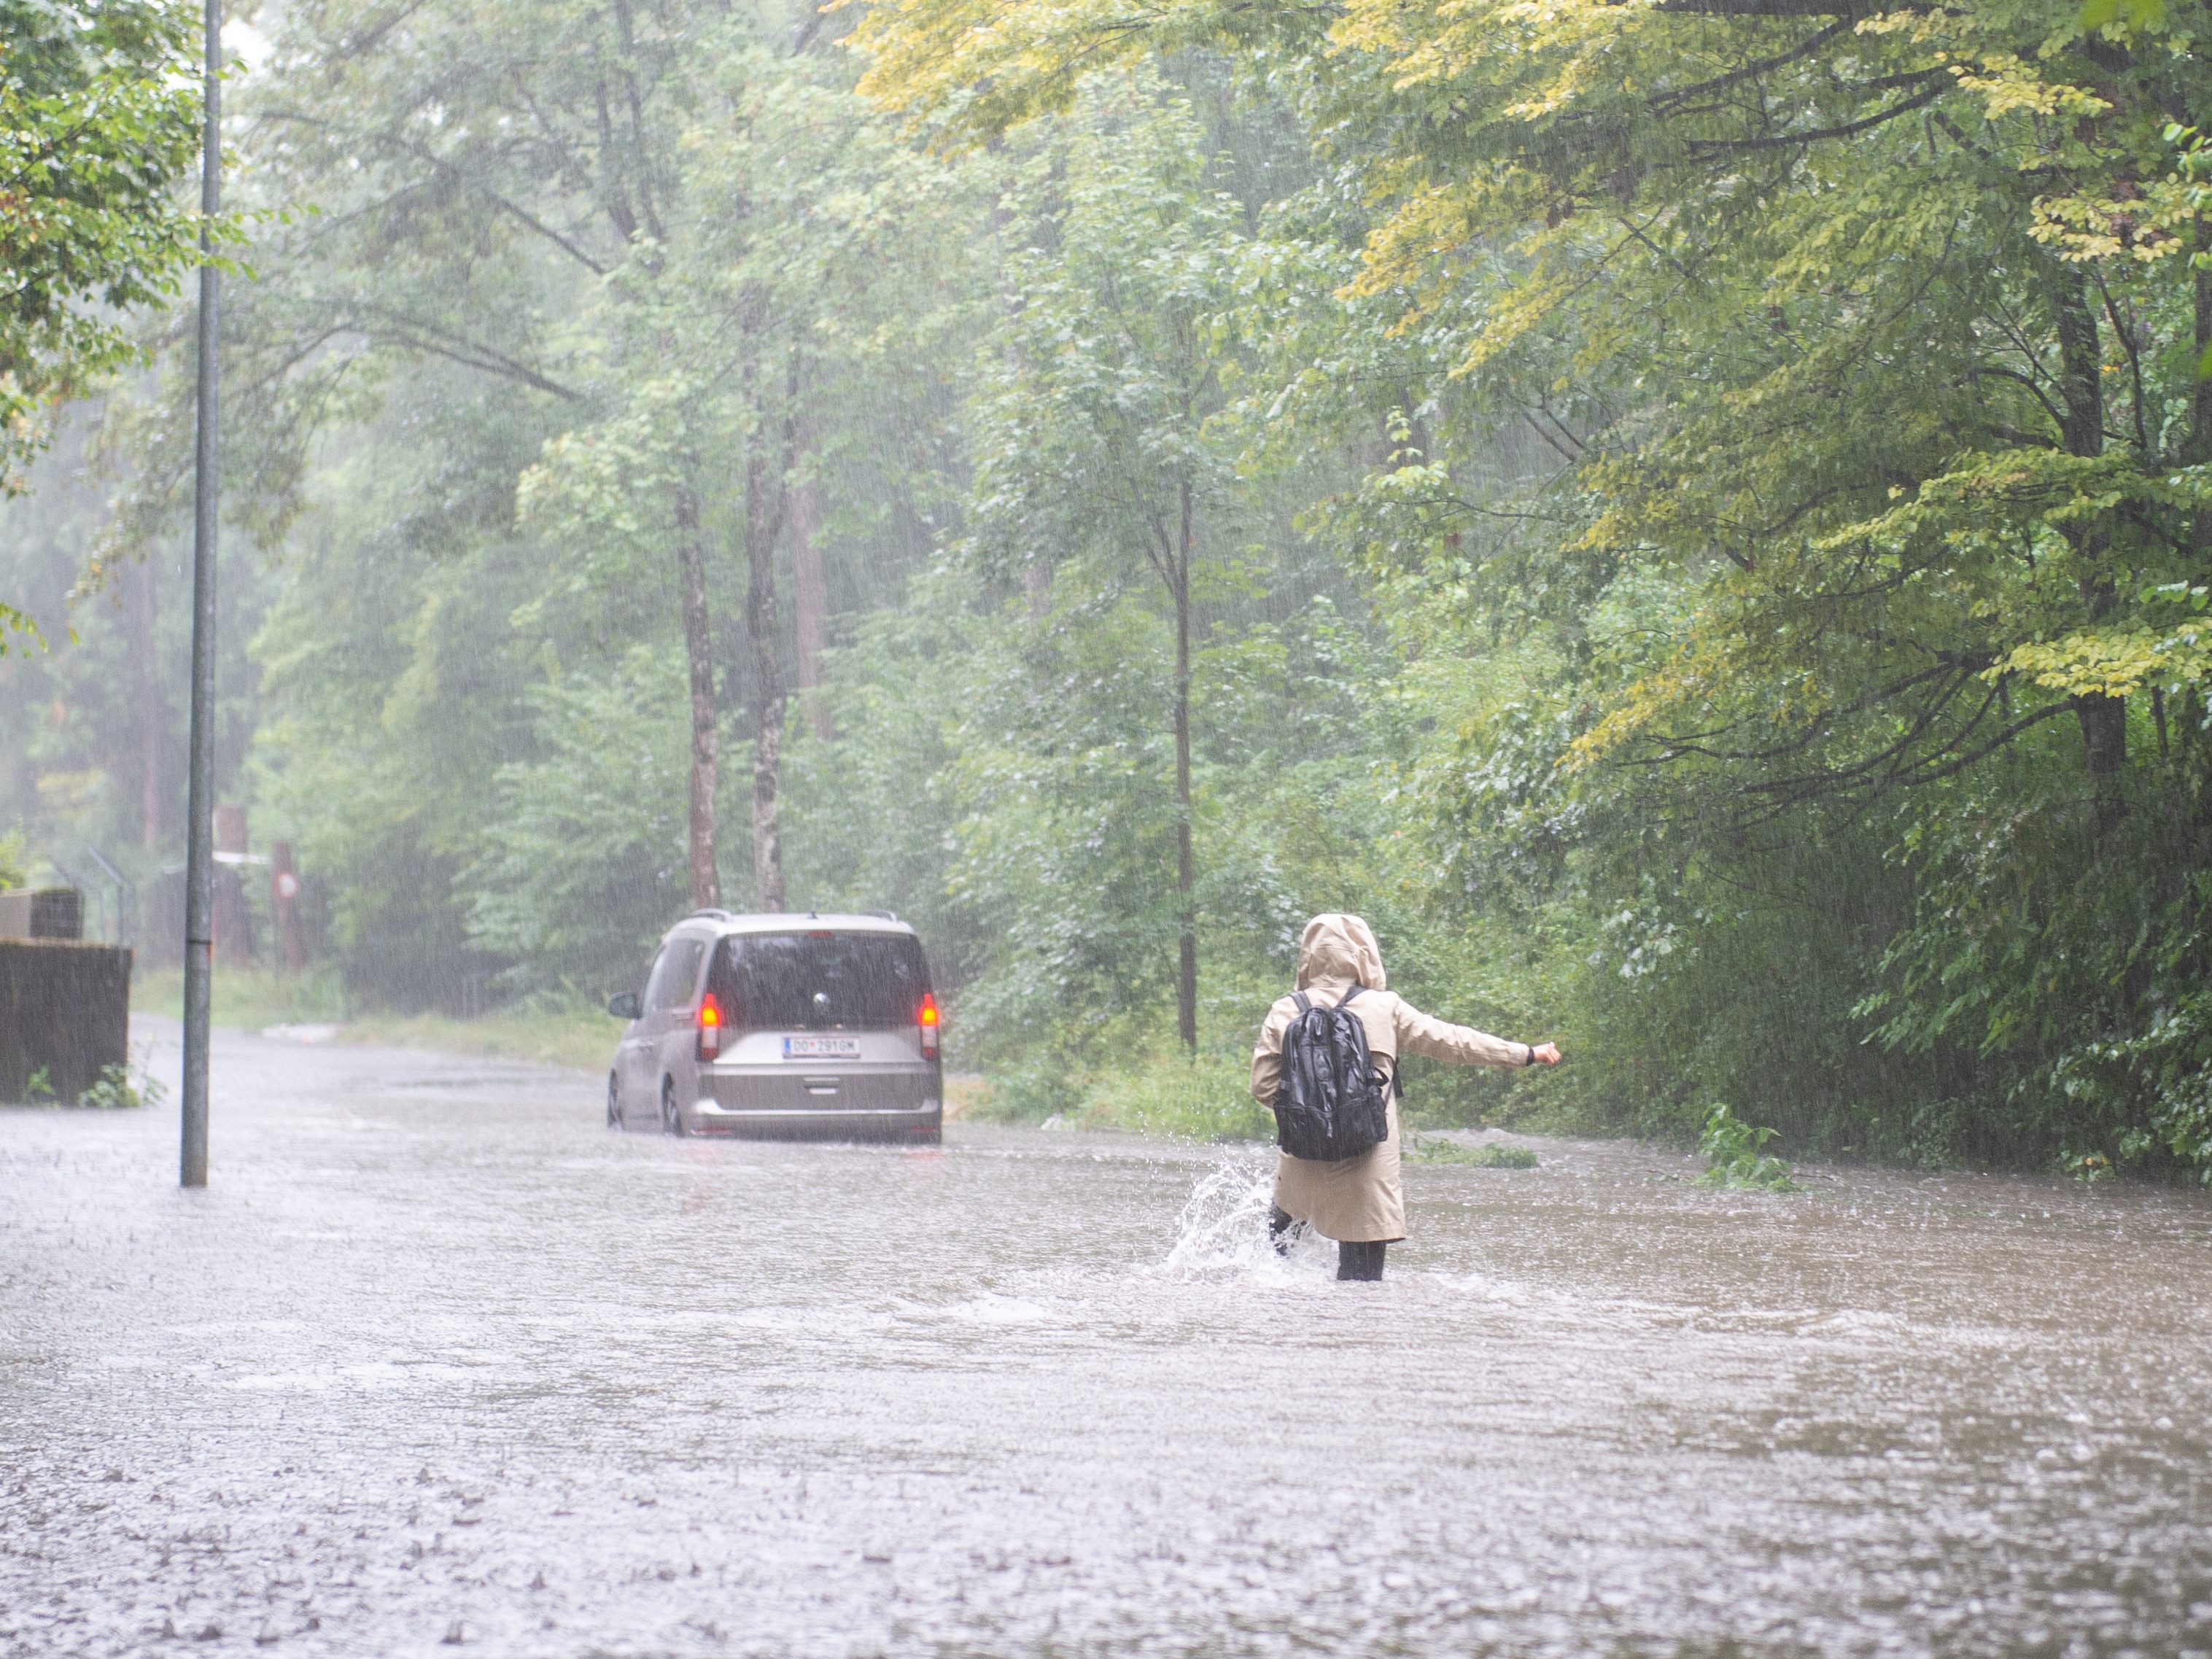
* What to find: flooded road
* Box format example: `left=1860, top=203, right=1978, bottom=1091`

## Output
left=5, top=1023, right=2212, bottom=1658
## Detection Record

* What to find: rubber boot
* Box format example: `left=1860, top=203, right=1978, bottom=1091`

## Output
left=1337, top=1240, right=1386, bottom=1282
left=1268, top=1205, right=1300, bottom=1257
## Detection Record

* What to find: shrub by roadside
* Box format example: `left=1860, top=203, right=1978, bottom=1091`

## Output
left=1696, top=1103, right=1801, bottom=1192
left=7, top=1050, right=165, bottom=1108
left=1408, top=1135, right=1540, bottom=1168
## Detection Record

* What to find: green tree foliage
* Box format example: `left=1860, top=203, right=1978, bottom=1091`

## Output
left=13, top=0, right=2212, bottom=1175
left=0, top=0, right=206, bottom=465
left=850, top=0, right=2212, bottom=1170
left=465, top=645, right=693, bottom=982
left=1, top=0, right=212, bottom=647
left=966, top=78, right=1251, bottom=1049
left=55, top=0, right=980, bottom=1007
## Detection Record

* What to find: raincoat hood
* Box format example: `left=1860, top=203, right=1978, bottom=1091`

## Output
left=1295, top=913, right=1388, bottom=992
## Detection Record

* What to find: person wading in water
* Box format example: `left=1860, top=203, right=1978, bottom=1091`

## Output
left=1249, top=914, right=1561, bottom=1282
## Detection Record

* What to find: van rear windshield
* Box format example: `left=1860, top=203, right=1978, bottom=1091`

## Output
left=707, top=933, right=930, bottom=1031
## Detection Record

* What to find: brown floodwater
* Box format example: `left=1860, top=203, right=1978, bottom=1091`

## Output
left=3, top=1020, right=2209, bottom=1657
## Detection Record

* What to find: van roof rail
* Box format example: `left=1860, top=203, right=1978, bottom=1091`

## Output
left=688, top=908, right=734, bottom=920
left=863, top=909, right=899, bottom=922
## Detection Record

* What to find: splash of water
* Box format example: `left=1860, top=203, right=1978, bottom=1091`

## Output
left=1155, top=1151, right=1332, bottom=1281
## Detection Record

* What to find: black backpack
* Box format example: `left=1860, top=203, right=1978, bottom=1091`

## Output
left=1272, top=985, right=1393, bottom=1162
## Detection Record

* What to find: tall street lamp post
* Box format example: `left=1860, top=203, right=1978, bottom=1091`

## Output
left=180, top=0, right=221, bottom=1189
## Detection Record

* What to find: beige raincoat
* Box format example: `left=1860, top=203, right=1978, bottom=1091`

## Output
left=1249, top=914, right=1532, bottom=1243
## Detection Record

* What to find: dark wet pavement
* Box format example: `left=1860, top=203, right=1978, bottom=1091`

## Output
left=5, top=1021, right=2212, bottom=1658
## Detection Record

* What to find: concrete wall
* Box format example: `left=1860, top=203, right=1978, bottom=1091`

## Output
left=0, top=941, right=132, bottom=1101
left=0, top=887, right=83, bottom=941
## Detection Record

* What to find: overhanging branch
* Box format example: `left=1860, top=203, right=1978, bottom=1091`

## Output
left=1684, top=76, right=1948, bottom=155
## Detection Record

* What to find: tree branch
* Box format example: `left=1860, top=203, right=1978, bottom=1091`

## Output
left=345, top=305, right=584, bottom=400
left=259, top=111, right=613, bottom=276
left=1650, top=20, right=1853, bottom=112
left=1684, top=77, right=1947, bottom=155
left=1966, top=362, right=2068, bottom=438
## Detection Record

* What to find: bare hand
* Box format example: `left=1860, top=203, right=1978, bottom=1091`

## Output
left=1531, top=1042, right=1561, bottom=1065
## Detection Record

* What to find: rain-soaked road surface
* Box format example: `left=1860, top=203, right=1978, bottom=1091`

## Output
left=5, top=1023, right=2212, bottom=1658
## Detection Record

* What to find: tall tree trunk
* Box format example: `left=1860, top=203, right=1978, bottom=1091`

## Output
left=1174, top=478, right=1197, bottom=1054
left=2054, top=273, right=2103, bottom=462
left=133, top=554, right=163, bottom=855
left=2054, top=270, right=2127, bottom=836
left=673, top=482, right=720, bottom=909
left=745, top=462, right=787, bottom=911
left=2077, top=691, right=2126, bottom=780
left=740, top=327, right=795, bottom=911
left=791, top=467, right=833, bottom=742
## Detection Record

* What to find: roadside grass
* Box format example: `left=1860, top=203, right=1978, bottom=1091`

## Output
left=966, top=1036, right=1572, bottom=1147
left=966, top=1048, right=1561, bottom=1147
left=125, top=969, right=1090, bottom=1104
left=338, top=1009, right=624, bottom=1073
left=1084, top=1052, right=1273, bottom=1140
left=968, top=1048, right=1273, bottom=1141
left=133, top=966, right=351, bottom=1030
left=132, top=967, right=624, bottom=1073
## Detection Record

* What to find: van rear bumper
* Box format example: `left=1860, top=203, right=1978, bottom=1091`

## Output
left=704, top=1061, right=938, bottom=1111
left=697, top=1058, right=940, bottom=1139
left=689, top=1102, right=941, bottom=1141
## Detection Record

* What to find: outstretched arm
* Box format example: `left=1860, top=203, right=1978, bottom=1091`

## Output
left=1397, top=1000, right=1561, bottom=1068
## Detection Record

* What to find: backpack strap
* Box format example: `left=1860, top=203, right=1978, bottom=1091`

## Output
left=1334, top=984, right=1403, bottom=1098
left=1292, top=991, right=1312, bottom=1015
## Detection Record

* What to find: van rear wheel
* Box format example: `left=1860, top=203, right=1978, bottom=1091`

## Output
left=661, top=1079, right=686, bottom=1138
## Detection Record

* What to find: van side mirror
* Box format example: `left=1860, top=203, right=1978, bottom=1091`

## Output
left=607, top=991, right=642, bottom=1021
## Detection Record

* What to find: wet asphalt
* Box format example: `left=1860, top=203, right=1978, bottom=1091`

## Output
left=4, top=1019, right=2212, bottom=1658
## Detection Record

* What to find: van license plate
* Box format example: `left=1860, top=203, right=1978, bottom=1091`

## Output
left=783, top=1037, right=860, bottom=1059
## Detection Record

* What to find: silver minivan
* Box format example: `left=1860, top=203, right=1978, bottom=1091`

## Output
left=605, top=911, right=942, bottom=1141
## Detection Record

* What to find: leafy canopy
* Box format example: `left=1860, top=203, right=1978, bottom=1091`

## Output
left=1, top=0, right=212, bottom=481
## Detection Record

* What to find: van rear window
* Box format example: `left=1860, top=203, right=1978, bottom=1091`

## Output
left=707, top=933, right=930, bottom=1031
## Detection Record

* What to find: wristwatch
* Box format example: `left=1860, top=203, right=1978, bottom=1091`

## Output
left=1521, top=1044, right=1535, bottom=1066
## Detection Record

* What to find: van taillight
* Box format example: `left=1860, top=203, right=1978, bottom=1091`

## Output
left=919, top=992, right=939, bottom=1060
left=697, top=993, right=723, bottom=1060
